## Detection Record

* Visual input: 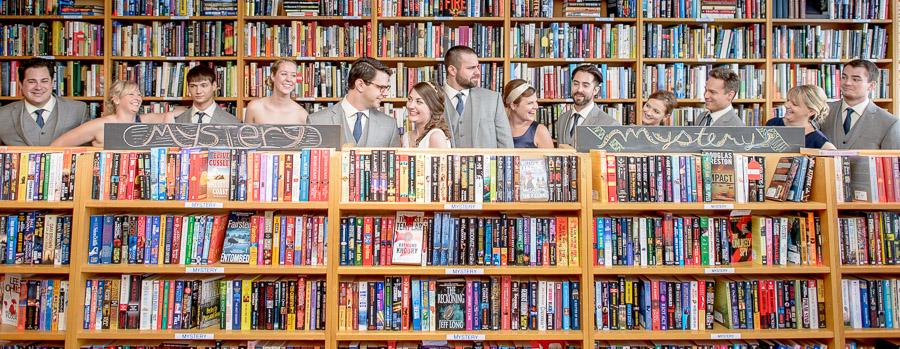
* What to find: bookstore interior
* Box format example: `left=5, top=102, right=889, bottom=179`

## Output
left=3, top=0, right=900, bottom=348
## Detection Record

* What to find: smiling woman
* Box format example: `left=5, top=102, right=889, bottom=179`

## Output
left=242, top=59, right=309, bottom=125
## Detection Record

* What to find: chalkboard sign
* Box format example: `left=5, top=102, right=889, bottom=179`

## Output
left=575, top=126, right=805, bottom=153
left=104, top=123, right=341, bottom=150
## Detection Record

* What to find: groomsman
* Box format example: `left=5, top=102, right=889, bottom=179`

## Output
left=820, top=59, right=900, bottom=149
left=696, top=66, right=744, bottom=127
left=0, top=58, right=90, bottom=146
left=174, top=65, right=240, bottom=124
left=442, top=45, right=513, bottom=148
left=556, top=64, right=619, bottom=148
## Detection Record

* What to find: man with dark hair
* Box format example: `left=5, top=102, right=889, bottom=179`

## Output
left=0, top=58, right=90, bottom=146
left=821, top=59, right=900, bottom=149
left=308, top=57, right=400, bottom=147
left=696, top=66, right=743, bottom=126
left=556, top=64, right=619, bottom=148
left=174, top=64, right=240, bottom=124
left=442, top=45, right=513, bottom=148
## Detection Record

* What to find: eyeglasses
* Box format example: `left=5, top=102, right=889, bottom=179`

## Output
left=364, top=80, right=391, bottom=93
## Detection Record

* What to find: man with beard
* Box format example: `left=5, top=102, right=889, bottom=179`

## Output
left=695, top=66, right=744, bottom=127
left=556, top=64, right=619, bottom=148
left=0, top=58, right=90, bottom=146
left=820, top=59, right=900, bottom=149
left=442, top=45, right=513, bottom=148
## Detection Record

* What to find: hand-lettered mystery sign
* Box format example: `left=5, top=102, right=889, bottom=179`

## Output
left=575, top=126, right=805, bottom=153
left=104, top=123, right=341, bottom=150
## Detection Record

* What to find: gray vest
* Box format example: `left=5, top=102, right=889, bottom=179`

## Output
left=22, top=106, right=61, bottom=146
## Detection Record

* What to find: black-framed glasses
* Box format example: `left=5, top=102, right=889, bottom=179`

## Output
left=364, top=80, right=391, bottom=93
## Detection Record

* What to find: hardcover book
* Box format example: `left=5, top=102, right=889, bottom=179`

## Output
left=207, top=148, right=231, bottom=200
left=519, top=158, right=549, bottom=202
left=220, top=211, right=254, bottom=264
left=391, top=211, right=425, bottom=265
left=702, top=150, right=735, bottom=201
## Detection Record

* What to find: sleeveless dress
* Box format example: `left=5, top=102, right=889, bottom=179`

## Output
left=764, top=118, right=830, bottom=148
left=513, top=121, right=539, bottom=148
left=403, top=128, right=451, bottom=148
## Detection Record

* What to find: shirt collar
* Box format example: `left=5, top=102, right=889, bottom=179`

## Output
left=24, top=95, right=56, bottom=116
left=443, top=84, right=469, bottom=100
left=573, top=101, right=595, bottom=121
left=709, top=105, right=734, bottom=123
left=341, top=98, right=367, bottom=119
left=191, top=103, right=217, bottom=122
left=842, top=98, right=869, bottom=118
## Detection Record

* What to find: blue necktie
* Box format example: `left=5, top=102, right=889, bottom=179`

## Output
left=570, top=113, right=581, bottom=137
left=843, top=108, right=853, bottom=134
left=353, top=111, right=364, bottom=143
left=196, top=111, right=206, bottom=124
left=35, top=109, right=45, bottom=129
left=704, top=113, right=712, bottom=126
left=455, top=93, right=465, bottom=115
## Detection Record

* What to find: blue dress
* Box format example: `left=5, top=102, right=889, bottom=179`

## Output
left=513, top=122, right=539, bottom=148
left=765, top=118, right=830, bottom=149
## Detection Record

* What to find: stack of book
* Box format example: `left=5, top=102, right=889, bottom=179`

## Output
left=58, top=0, right=104, bottom=15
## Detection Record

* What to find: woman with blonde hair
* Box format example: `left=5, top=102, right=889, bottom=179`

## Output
left=243, top=58, right=309, bottom=124
left=765, top=85, right=836, bottom=149
left=502, top=79, right=553, bottom=148
left=403, top=81, right=451, bottom=148
left=51, top=80, right=183, bottom=147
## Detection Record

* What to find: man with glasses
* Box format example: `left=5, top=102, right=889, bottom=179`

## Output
left=442, top=45, right=513, bottom=148
left=309, top=57, right=401, bottom=147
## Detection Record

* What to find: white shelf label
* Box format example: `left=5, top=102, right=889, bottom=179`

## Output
left=730, top=210, right=751, bottom=216
left=297, top=97, right=315, bottom=102
left=704, top=203, right=733, bottom=210
left=435, top=57, right=445, bottom=61
left=163, top=97, right=182, bottom=101
left=62, top=15, right=83, bottom=19
left=698, top=58, right=717, bottom=62
left=184, top=202, right=224, bottom=208
left=822, top=58, right=840, bottom=63
left=696, top=17, right=714, bottom=22
left=817, top=150, right=859, bottom=156
left=705, top=267, right=735, bottom=274
left=186, top=267, right=224, bottom=273
left=565, top=58, right=585, bottom=62
left=170, top=15, right=189, bottom=20
left=594, top=17, right=613, bottom=22
left=446, top=268, right=484, bottom=275
left=36, top=55, right=55, bottom=60
left=710, top=333, right=741, bottom=340
left=444, top=203, right=482, bottom=210
left=434, top=16, right=453, bottom=20
left=852, top=18, right=868, bottom=23
left=447, top=334, right=485, bottom=341
left=296, top=56, right=315, bottom=61
left=175, top=333, right=214, bottom=340
left=166, top=56, right=185, bottom=60
left=343, top=16, right=362, bottom=19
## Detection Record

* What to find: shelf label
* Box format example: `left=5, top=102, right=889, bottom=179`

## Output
left=343, top=16, right=362, bottom=19
left=163, top=97, right=182, bottom=101
left=705, top=267, right=735, bottom=274
left=822, top=58, right=840, bottom=63
left=816, top=150, right=859, bottom=156
left=166, top=56, right=185, bottom=61
left=186, top=267, right=224, bottom=273
left=435, top=57, right=445, bottom=61
left=444, top=203, right=482, bottom=210
left=852, top=18, right=868, bottom=23
left=170, top=15, right=189, bottom=20
left=704, top=203, right=733, bottom=210
left=434, top=16, right=453, bottom=20
left=297, top=97, right=315, bottom=102
left=565, top=58, right=585, bottom=62
left=62, top=14, right=83, bottom=19
left=175, top=333, right=214, bottom=340
left=184, top=202, right=224, bottom=208
left=36, top=55, right=55, bottom=60
left=710, top=333, right=741, bottom=340
left=697, top=58, right=716, bottom=62
left=446, top=268, right=484, bottom=275
left=296, top=56, right=315, bottom=61
left=594, top=17, right=613, bottom=22
left=447, top=334, right=485, bottom=341
left=696, top=17, right=713, bottom=22
left=730, top=209, right=751, bottom=216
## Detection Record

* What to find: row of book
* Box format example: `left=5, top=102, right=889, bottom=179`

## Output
left=773, top=0, right=888, bottom=19
left=510, top=0, right=553, bottom=17
left=0, top=150, right=82, bottom=202
left=771, top=25, right=888, bottom=60
left=82, top=343, right=319, bottom=349
left=511, top=63, right=635, bottom=100
left=82, top=275, right=326, bottom=331
left=74, top=342, right=833, bottom=349
left=1, top=212, right=73, bottom=265
left=593, top=213, right=823, bottom=267
left=642, top=24, right=764, bottom=59
left=0, top=22, right=104, bottom=57
left=342, top=151, right=579, bottom=203
left=509, top=23, right=635, bottom=59
left=838, top=211, right=899, bottom=266
left=137, top=101, right=237, bottom=116
left=112, top=61, right=238, bottom=98
left=0, top=275, right=69, bottom=331
left=565, top=0, right=629, bottom=18
left=111, top=21, right=237, bottom=58
left=90, top=148, right=332, bottom=202
left=594, top=277, right=714, bottom=331
left=88, top=213, right=227, bottom=265
left=596, top=342, right=828, bottom=349
left=377, top=0, right=503, bottom=17
left=643, top=0, right=766, bottom=19
left=340, top=212, right=579, bottom=267
left=243, top=60, right=347, bottom=99
left=641, top=64, right=764, bottom=100
left=375, top=23, right=503, bottom=59
left=841, top=277, right=899, bottom=329
left=59, top=0, right=104, bottom=15
left=771, top=64, right=890, bottom=100
left=113, top=0, right=235, bottom=16
left=834, top=155, right=900, bottom=203
left=245, top=0, right=370, bottom=16
left=0, top=62, right=104, bottom=98
left=714, top=278, right=825, bottom=330
left=243, top=22, right=371, bottom=58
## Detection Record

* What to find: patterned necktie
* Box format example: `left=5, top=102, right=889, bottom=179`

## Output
left=353, top=111, right=364, bottom=143
left=570, top=113, right=581, bottom=137
left=455, top=93, right=465, bottom=116
left=704, top=113, right=712, bottom=126
left=196, top=111, right=206, bottom=124
left=843, top=108, right=853, bottom=134
left=35, top=109, right=45, bottom=129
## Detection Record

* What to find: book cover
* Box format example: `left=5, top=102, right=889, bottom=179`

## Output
left=1, top=274, right=20, bottom=326
left=436, top=279, right=466, bottom=331
left=391, top=211, right=425, bottom=265
left=702, top=150, right=734, bottom=201
left=207, top=148, right=231, bottom=200
left=729, top=215, right=752, bottom=263
left=519, top=158, right=550, bottom=202
left=220, top=211, right=254, bottom=264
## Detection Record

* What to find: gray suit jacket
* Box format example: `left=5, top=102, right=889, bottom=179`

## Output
left=174, top=104, right=240, bottom=124
left=697, top=108, right=743, bottom=127
left=821, top=100, right=900, bottom=149
left=0, top=96, right=89, bottom=146
left=308, top=102, right=401, bottom=147
left=443, top=87, right=514, bottom=148
left=556, top=103, right=620, bottom=148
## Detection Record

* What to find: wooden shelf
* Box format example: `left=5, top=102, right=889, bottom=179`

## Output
left=538, top=98, right=637, bottom=103
left=0, top=265, right=70, bottom=274
left=837, top=202, right=900, bottom=210
left=244, top=15, right=371, bottom=21
left=335, top=330, right=584, bottom=341
left=374, top=57, right=504, bottom=63
left=771, top=18, right=893, bottom=24
left=771, top=58, right=893, bottom=64
left=337, top=266, right=583, bottom=276
left=84, top=200, right=329, bottom=210
left=109, top=15, right=238, bottom=20
left=773, top=98, right=891, bottom=104
left=593, top=328, right=833, bottom=340
left=0, top=55, right=104, bottom=60
left=0, top=201, right=74, bottom=209
left=77, top=329, right=326, bottom=340
left=111, top=56, right=237, bottom=61
left=141, top=97, right=238, bottom=102
left=840, top=265, right=900, bottom=274
left=642, top=58, right=766, bottom=64
left=244, top=56, right=359, bottom=62
left=0, top=15, right=104, bottom=20
left=0, top=326, right=66, bottom=341
left=842, top=328, right=900, bottom=339
left=593, top=263, right=830, bottom=275
left=81, top=264, right=327, bottom=275
left=510, top=17, right=636, bottom=23
left=642, top=17, right=767, bottom=23
left=376, top=16, right=505, bottom=22
left=339, top=202, right=582, bottom=211
left=591, top=201, right=827, bottom=211
left=510, top=58, right=636, bottom=63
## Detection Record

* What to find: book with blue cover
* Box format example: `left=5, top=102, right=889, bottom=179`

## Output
left=220, top=211, right=254, bottom=264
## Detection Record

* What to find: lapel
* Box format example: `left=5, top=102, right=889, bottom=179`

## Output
left=847, top=102, right=877, bottom=147
left=333, top=105, right=355, bottom=145
left=698, top=111, right=710, bottom=126
left=13, top=103, right=35, bottom=146
left=583, top=102, right=602, bottom=125
left=465, top=90, right=478, bottom=142
left=45, top=100, right=62, bottom=138
left=209, top=105, right=224, bottom=123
